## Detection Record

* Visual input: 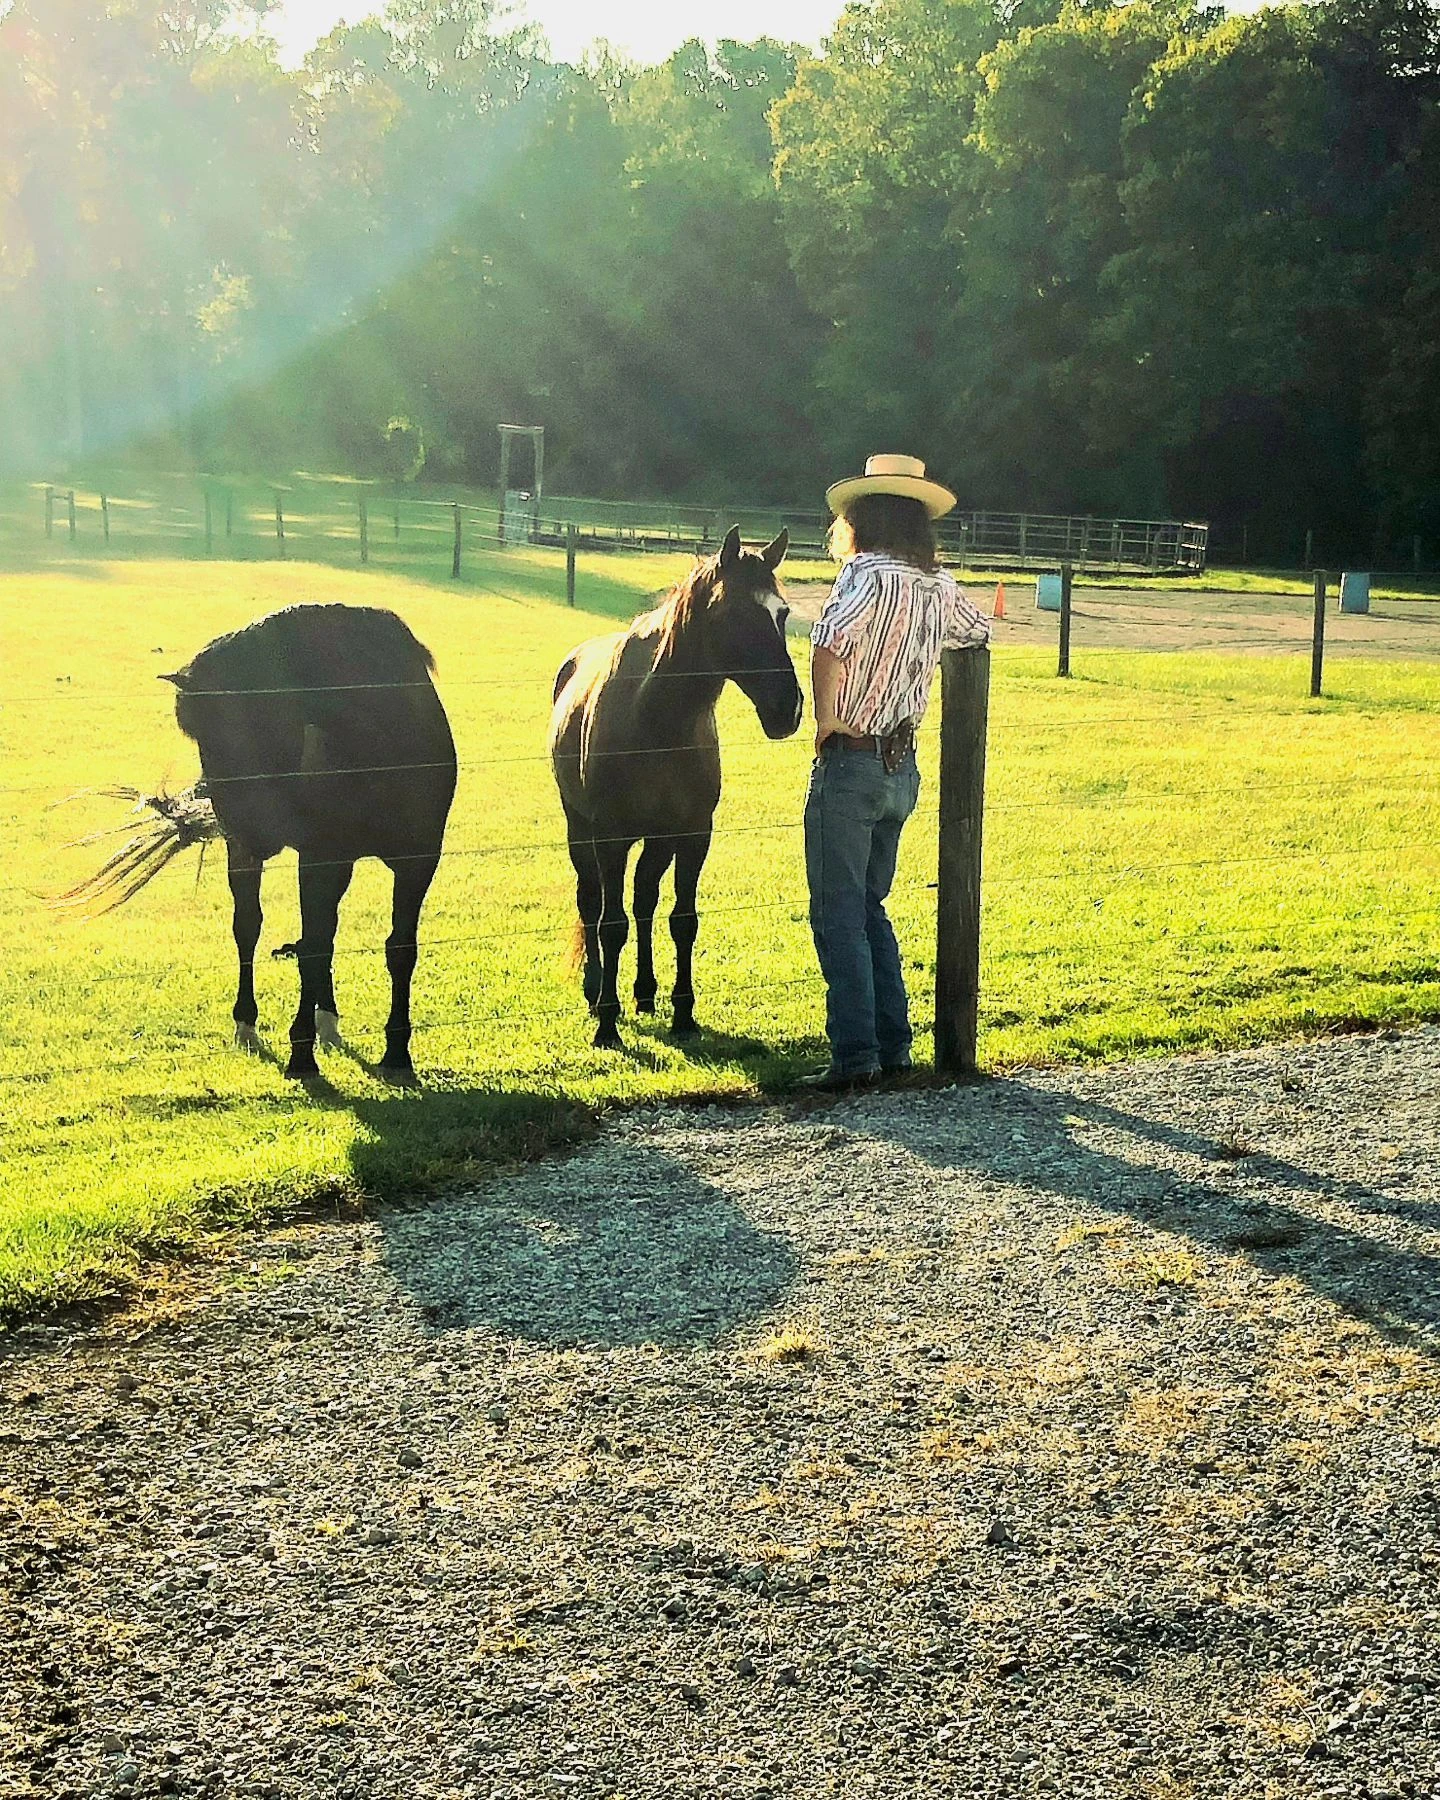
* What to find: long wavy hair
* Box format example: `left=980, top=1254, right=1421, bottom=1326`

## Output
left=828, top=492, right=940, bottom=573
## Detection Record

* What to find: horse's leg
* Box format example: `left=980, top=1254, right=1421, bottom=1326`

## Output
left=593, top=834, right=632, bottom=1050
left=669, top=828, right=712, bottom=1038
left=631, top=837, right=676, bottom=1015
left=285, top=854, right=353, bottom=1079
left=381, top=855, right=440, bottom=1076
left=228, top=844, right=264, bottom=1050
left=566, top=827, right=602, bottom=1014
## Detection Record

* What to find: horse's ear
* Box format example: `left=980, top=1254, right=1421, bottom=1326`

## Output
left=158, top=669, right=190, bottom=689
left=719, top=525, right=742, bottom=570
left=761, top=529, right=788, bottom=571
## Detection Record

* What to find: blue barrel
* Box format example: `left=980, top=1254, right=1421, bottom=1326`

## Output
left=1036, top=572, right=1062, bottom=613
left=1339, top=571, right=1370, bottom=614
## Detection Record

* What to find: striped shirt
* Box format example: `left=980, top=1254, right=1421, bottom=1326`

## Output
left=811, top=553, right=990, bottom=735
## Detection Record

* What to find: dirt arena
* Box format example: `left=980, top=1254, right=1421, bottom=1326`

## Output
left=787, top=581, right=1440, bottom=660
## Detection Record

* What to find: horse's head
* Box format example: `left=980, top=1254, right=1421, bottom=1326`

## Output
left=696, top=525, right=803, bottom=740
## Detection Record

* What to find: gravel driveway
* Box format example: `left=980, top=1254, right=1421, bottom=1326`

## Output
left=3, top=1029, right=1438, bottom=1800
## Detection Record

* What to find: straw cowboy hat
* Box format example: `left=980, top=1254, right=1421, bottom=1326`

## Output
left=825, top=453, right=957, bottom=520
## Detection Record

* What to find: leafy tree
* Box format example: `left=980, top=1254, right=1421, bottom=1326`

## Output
left=1104, top=0, right=1436, bottom=553
left=954, top=0, right=1203, bottom=510
left=4, top=0, right=1439, bottom=559
left=382, top=415, right=427, bottom=482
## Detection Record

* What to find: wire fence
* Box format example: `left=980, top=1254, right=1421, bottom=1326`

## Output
left=2, top=490, right=1438, bottom=1105
left=14, top=475, right=1214, bottom=574
left=4, top=668, right=1437, bottom=1092
left=8, top=477, right=1438, bottom=688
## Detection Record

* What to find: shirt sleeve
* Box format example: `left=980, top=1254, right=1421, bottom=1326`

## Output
left=810, top=557, right=879, bottom=661
left=942, top=578, right=991, bottom=651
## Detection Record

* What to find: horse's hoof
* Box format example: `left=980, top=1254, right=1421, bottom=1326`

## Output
left=634, top=997, right=656, bottom=1015
left=592, top=1026, right=624, bottom=1050
left=670, top=1019, right=700, bottom=1040
left=315, top=1009, right=342, bottom=1048
left=379, top=1060, right=417, bottom=1086
left=284, top=1054, right=319, bottom=1080
left=233, top=1022, right=262, bottom=1052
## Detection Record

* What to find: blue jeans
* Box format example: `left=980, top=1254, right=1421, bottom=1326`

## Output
left=804, top=745, right=921, bottom=1076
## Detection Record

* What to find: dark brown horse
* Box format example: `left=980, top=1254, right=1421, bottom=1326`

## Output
left=549, top=526, right=801, bottom=1048
left=62, top=604, right=456, bottom=1079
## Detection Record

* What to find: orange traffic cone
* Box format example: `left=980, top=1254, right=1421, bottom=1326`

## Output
left=993, top=581, right=1006, bottom=620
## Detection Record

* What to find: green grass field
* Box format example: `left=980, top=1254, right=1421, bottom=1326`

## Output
left=2, top=535, right=1438, bottom=1318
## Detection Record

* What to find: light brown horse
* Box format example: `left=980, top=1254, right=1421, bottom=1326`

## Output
left=549, top=527, right=801, bottom=1048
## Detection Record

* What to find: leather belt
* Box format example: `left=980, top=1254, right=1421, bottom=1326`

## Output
left=823, top=721, right=916, bottom=773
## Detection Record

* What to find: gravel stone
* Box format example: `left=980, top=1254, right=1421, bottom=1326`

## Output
left=2, top=1027, right=1438, bottom=1799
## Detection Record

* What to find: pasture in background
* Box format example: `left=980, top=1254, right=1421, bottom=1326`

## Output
left=9, top=468, right=1440, bottom=602
left=0, top=535, right=1437, bottom=1317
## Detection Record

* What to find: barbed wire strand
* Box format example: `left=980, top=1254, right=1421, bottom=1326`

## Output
left=10, top=759, right=1437, bottom=813
left=17, top=821, right=1437, bottom=903
left=56, top=890, right=1439, bottom=995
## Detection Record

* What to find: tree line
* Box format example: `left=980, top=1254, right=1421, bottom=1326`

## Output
left=3, top=0, right=1439, bottom=560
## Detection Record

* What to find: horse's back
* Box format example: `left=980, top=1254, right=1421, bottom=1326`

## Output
left=174, top=604, right=456, bottom=857
left=549, top=629, right=720, bottom=840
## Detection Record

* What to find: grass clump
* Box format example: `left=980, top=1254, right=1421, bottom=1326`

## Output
left=1131, top=1248, right=1204, bottom=1288
left=1054, top=1219, right=1130, bottom=1254
left=755, top=1326, right=820, bottom=1364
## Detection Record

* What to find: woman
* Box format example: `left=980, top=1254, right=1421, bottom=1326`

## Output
left=804, top=454, right=990, bottom=1091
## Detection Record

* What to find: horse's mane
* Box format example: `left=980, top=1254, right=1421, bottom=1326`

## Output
left=572, top=554, right=719, bottom=781
left=629, top=558, right=718, bottom=674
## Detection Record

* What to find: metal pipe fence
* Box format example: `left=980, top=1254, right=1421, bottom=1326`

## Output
left=14, top=477, right=1209, bottom=573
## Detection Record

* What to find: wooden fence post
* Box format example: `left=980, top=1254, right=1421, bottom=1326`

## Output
left=204, top=490, right=213, bottom=554
left=274, top=493, right=286, bottom=558
left=359, top=498, right=369, bottom=565
left=44, top=487, right=54, bottom=538
left=66, top=490, right=77, bottom=540
left=1310, top=570, right=1327, bottom=698
left=1058, top=562, right=1073, bottom=678
left=393, top=497, right=401, bottom=541
left=566, top=522, right=577, bottom=605
left=101, top=493, right=110, bottom=544
left=225, top=490, right=233, bottom=539
left=935, top=645, right=991, bottom=1078
left=451, top=503, right=462, bottom=579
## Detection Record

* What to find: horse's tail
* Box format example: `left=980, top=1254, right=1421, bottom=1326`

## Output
left=49, top=785, right=223, bottom=915
left=565, top=913, right=586, bottom=973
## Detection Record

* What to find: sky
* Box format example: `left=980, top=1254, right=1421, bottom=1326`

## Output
left=265, top=0, right=849, bottom=67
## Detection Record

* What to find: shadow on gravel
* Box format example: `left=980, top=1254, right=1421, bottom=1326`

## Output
left=873, top=1079, right=1438, bottom=1358
left=350, top=1089, right=797, bottom=1346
